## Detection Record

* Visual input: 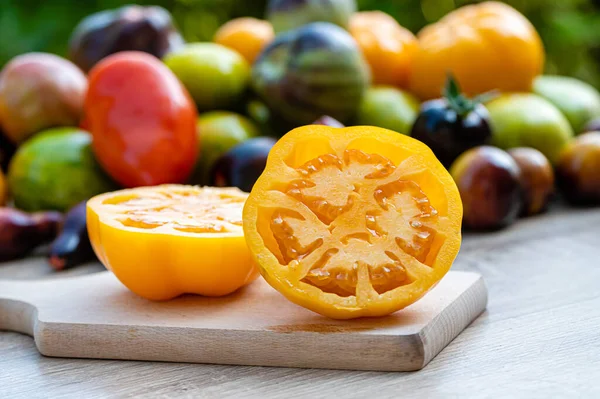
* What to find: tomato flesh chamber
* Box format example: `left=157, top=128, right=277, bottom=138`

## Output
left=259, top=149, right=445, bottom=302
left=102, top=189, right=245, bottom=233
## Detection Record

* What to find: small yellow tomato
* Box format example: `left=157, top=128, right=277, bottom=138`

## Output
left=87, top=185, right=259, bottom=300
left=409, top=1, right=545, bottom=100
left=349, top=11, right=418, bottom=88
left=214, top=17, right=274, bottom=64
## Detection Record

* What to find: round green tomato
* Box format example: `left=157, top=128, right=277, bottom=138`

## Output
left=164, top=43, right=250, bottom=111
left=356, top=86, right=420, bottom=135
left=8, top=127, right=117, bottom=212
left=487, top=93, right=574, bottom=165
left=533, top=75, right=600, bottom=134
left=193, top=111, right=260, bottom=184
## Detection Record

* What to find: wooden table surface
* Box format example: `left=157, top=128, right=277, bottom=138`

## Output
left=1, top=206, right=600, bottom=398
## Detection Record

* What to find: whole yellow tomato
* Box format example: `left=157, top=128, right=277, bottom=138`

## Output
left=409, top=1, right=545, bottom=100
left=214, top=17, right=274, bottom=64
left=349, top=11, right=417, bottom=88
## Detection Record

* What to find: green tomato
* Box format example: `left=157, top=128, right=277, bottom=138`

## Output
left=533, top=75, right=600, bottom=135
left=193, top=111, right=260, bottom=184
left=164, top=43, right=250, bottom=112
left=487, top=93, right=574, bottom=165
left=8, top=127, right=117, bottom=212
left=356, top=86, right=420, bottom=135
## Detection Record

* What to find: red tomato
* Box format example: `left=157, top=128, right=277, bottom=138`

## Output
left=85, top=51, right=198, bottom=187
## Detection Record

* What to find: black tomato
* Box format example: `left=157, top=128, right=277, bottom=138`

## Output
left=209, top=137, right=277, bottom=193
left=411, top=76, right=493, bottom=168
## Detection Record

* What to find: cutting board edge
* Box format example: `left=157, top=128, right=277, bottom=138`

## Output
left=32, top=320, right=427, bottom=372
left=420, top=272, right=488, bottom=368
left=28, top=271, right=488, bottom=372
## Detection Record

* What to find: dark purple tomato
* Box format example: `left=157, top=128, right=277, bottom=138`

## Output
left=450, top=146, right=523, bottom=231
left=507, top=148, right=554, bottom=216
left=48, top=200, right=96, bottom=271
left=312, top=115, right=344, bottom=128
left=69, top=5, right=184, bottom=72
left=209, top=137, right=277, bottom=192
left=411, top=76, right=492, bottom=168
left=556, top=132, right=600, bottom=205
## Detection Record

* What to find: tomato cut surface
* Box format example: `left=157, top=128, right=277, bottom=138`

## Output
left=243, top=126, right=462, bottom=319
left=88, top=185, right=258, bottom=300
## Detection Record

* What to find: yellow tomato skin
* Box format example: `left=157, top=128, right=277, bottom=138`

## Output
left=243, top=125, right=462, bottom=319
left=349, top=11, right=418, bottom=88
left=214, top=18, right=274, bottom=64
left=87, top=186, right=259, bottom=301
left=409, top=1, right=544, bottom=100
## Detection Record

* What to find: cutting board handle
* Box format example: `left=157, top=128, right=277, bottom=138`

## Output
left=0, top=279, right=41, bottom=336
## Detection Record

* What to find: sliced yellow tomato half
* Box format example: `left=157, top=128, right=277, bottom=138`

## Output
left=87, top=185, right=258, bottom=300
left=243, top=125, right=463, bottom=319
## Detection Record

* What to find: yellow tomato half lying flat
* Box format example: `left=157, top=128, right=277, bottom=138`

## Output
left=87, top=185, right=258, bottom=300
left=243, top=125, right=463, bottom=319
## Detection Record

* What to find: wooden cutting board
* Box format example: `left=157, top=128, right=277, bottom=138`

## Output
left=0, top=270, right=487, bottom=372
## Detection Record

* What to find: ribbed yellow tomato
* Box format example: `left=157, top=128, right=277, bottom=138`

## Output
left=87, top=185, right=258, bottom=300
left=243, top=125, right=462, bottom=319
left=349, top=11, right=418, bottom=88
left=409, top=1, right=545, bottom=100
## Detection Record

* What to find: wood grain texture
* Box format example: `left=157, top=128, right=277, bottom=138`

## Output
left=1, top=206, right=600, bottom=398
left=0, top=270, right=486, bottom=372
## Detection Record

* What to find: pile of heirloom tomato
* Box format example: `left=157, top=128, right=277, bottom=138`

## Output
left=0, top=0, right=600, bottom=307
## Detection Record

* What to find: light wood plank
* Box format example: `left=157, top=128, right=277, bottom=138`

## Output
left=1, top=206, right=600, bottom=397
left=0, top=270, right=485, bottom=372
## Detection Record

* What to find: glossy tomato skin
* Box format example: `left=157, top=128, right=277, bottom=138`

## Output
left=209, top=137, right=276, bottom=193
left=85, top=51, right=198, bottom=187
left=450, top=146, right=523, bottom=231
left=411, top=99, right=492, bottom=168
left=409, top=2, right=544, bottom=100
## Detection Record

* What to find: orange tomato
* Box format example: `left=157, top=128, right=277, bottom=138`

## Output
left=87, top=185, right=259, bottom=300
left=409, top=1, right=545, bottom=100
left=349, top=11, right=418, bottom=88
left=243, top=125, right=462, bottom=319
left=214, top=17, right=274, bottom=64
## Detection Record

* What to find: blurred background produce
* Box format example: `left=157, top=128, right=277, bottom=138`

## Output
left=410, top=76, right=493, bottom=167
left=164, top=43, right=250, bottom=111
left=556, top=132, right=600, bottom=204
left=0, top=208, right=63, bottom=261
left=192, top=111, right=260, bottom=185
left=210, top=137, right=276, bottom=192
left=1, top=0, right=600, bottom=269
left=85, top=51, right=198, bottom=187
left=7, top=128, right=116, bottom=212
left=487, top=94, right=574, bottom=165
left=48, top=200, right=97, bottom=271
left=450, top=146, right=524, bottom=230
left=507, top=148, right=555, bottom=216
left=69, top=5, right=184, bottom=72
left=252, top=22, right=370, bottom=127
left=358, top=86, right=419, bottom=137
left=2, top=0, right=598, bottom=89
left=0, top=53, right=87, bottom=144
